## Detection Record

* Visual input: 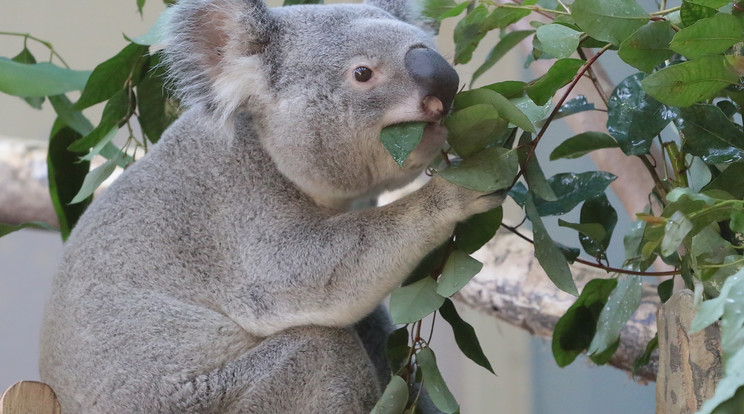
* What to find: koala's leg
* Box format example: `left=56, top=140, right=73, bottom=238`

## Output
left=215, top=326, right=379, bottom=414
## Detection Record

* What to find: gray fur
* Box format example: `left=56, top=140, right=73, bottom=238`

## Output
left=39, top=0, right=504, bottom=412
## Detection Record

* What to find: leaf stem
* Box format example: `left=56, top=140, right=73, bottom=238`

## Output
left=0, top=31, right=70, bottom=68
left=502, top=223, right=681, bottom=276
left=488, top=1, right=570, bottom=16
left=649, top=6, right=681, bottom=16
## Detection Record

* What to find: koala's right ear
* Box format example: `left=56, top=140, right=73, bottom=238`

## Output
left=164, top=0, right=279, bottom=127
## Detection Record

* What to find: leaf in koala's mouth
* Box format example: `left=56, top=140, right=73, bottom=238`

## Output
left=380, top=122, right=427, bottom=166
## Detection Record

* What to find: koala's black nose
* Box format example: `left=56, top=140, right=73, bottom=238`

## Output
left=404, top=47, right=459, bottom=115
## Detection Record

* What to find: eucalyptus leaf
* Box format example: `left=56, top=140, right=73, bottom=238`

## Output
left=483, top=5, right=531, bottom=30
left=11, top=48, right=45, bottom=109
left=571, top=0, right=649, bottom=45
left=439, top=147, right=518, bottom=192
left=535, top=24, right=581, bottom=59
left=705, top=163, right=744, bottom=199
left=552, top=95, right=595, bottom=121
left=389, top=277, right=445, bottom=324
left=670, top=13, right=744, bottom=59
left=417, top=348, right=459, bottom=413
left=685, top=0, right=734, bottom=9
left=608, top=73, right=678, bottom=156
left=70, top=155, right=121, bottom=204
left=532, top=171, right=617, bottom=216
left=454, top=207, right=502, bottom=254
left=558, top=220, right=606, bottom=243
left=0, top=58, right=90, bottom=98
left=137, top=51, right=175, bottom=144
left=511, top=95, right=552, bottom=124
left=454, top=88, right=535, bottom=133
left=437, top=1, right=470, bottom=20
left=526, top=58, right=585, bottom=106
left=370, top=376, right=408, bottom=414
left=471, top=30, right=534, bottom=86
left=677, top=104, right=744, bottom=164
left=658, top=279, right=674, bottom=303
left=525, top=193, right=578, bottom=295
left=439, top=299, right=494, bottom=373
left=579, top=194, right=617, bottom=258
left=0, top=221, right=57, bottom=238
left=518, top=132, right=557, bottom=201
left=587, top=276, right=643, bottom=357
left=453, top=4, right=489, bottom=64
left=445, top=104, right=503, bottom=157
left=69, top=88, right=131, bottom=152
left=131, top=7, right=174, bottom=45
left=641, top=55, right=740, bottom=107
left=386, top=327, right=410, bottom=373
left=680, top=1, right=717, bottom=27
left=549, top=132, right=618, bottom=160
left=437, top=250, right=483, bottom=297
left=380, top=122, right=427, bottom=166
left=618, top=21, right=675, bottom=73
left=75, top=43, right=149, bottom=110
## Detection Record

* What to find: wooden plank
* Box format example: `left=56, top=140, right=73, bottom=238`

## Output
left=0, top=381, right=62, bottom=414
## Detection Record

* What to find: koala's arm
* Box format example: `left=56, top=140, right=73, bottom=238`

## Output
left=221, top=177, right=502, bottom=337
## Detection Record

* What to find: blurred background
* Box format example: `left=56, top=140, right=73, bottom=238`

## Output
left=0, top=0, right=655, bottom=412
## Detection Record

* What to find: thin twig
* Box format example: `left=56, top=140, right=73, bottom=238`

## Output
left=0, top=31, right=70, bottom=68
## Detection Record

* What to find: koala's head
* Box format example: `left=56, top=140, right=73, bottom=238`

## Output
left=165, top=0, right=459, bottom=208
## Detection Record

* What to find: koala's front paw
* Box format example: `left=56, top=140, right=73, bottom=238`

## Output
left=424, top=175, right=507, bottom=224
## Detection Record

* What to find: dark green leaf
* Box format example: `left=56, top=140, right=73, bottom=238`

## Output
left=532, top=171, right=617, bottom=216
left=571, top=0, right=649, bottom=45
left=137, top=0, right=145, bottom=14
left=0, top=221, right=57, bottom=238
left=558, top=220, right=606, bottom=243
left=518, top=131, right=557, bottom=201
left=671, top=14, right=744, bottom=59
left=436, top=250, right=483, bottom=297
left=380, top=122, right=427, bottom=166
left=75, top=43, right=149, bottom=109
left=618, top=21, right=675, bottom=73
left=549, top=132, right=618, bottom=160
left=632, top=335, right=658, bottom=375
left=552, top=278, right=618, bottom=366
left=608, top=73, right=678, bottom=155
left=439, top=299, right=494, bottom=373
left=705, top=163, right=744, bottom=199
left=437, top=0, right=470, bottom=20
left=439, top=147, right=518, bottom=192
left=390, top=277, right=445, bottom=324
left=642, top=55, right=740, bottom=107
left=453, top=4, right=489, bottom=64
left=417, top=348, right=459, bottom=413
left=0, top=58, right=90, bottom=98
left=454, top=88, right=536, bottom=133
left=137, top=52, right=175, bottom=143
left=535, top=24, right=581, bottom=59
left=454, top=207, right=502, bottom=254
left=685, top=0, right=734, bottom=9
left=471, top=30, right=534, bottom=86
left=579, top=194, right=617, bottom=258
left=47, top=120, right=91, bottom=240
left=482, top=80, right=526, bottom=98
left=526, top=58, right=585, bottom=106
left=11, top=47, right=45, bottom=109
left=445, top=104, right=504, bottom=157
left=588, top=275, right=643, bottom=357
left=677, top=104, right=744, bottom=164
left=483, top=5, right=531, bottom=30
left=553, top=95, right=595, bottom=121
left=371, top=376, right=409, bottom=414
left=69, top=89, right=131, bottom=152
left=386, top=327, right=410, bottom=373
left=525, top=193, right=578, bottom=295
left=658, top=279, right=674, bottom=303
left=680, top=1, right=717, bottom=27
left=403, top=243, right=449, bottom=286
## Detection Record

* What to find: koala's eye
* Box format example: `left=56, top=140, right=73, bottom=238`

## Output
left=353, top=66, right=373, bottom=82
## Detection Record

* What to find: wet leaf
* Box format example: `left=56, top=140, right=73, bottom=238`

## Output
left=705, top=163, right=744, bottom=199
left=526, top=58, right=585, bottom=106
left=439, top=147, right=518, bottom=192
left=618, top=21, right=675, bottom=73
left=588, top=276, right=643, bottom=357
left=549, top=132, right=618, bottom=160
left=437, top=250, right=483, bottom=297
left=454, top=88, right=535, bottom=133
left=472, top=30, right=534, bottom=86
left=677, top=104, right=744, bottom=164
left=531, top=171, right=617, bottom=216
left=579, top=194, right=618, bottom=258
left=454, top=207, right=502, bottom=254
left=389, top=277, right=445, bottom=324
left=571, top=0, right=649, bottom=45
left=445, top=104, right=504, bottom=157
left=642, top=55, right=740, bottom=107
left=536, top=24, right=581, bottom=59
left=518, top=131, right=557, bottom=201
left=553, top=95, right=595, bottom=121
left=608, top=73, right=678, bottom=156
left=417, top=348, right=459, bottom=413
left=439, top=299, right=494, bottom=373
left=670, top=13, right=744, bottom=59
left=371, top=376, right=408, bottom=414
left=380, top=122, right=427, bottom=166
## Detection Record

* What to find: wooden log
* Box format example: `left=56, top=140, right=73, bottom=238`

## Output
left=0, top=381, right=61, bottom=414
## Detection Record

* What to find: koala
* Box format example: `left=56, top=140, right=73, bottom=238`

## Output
left=39, top=0, right=504, bottom=412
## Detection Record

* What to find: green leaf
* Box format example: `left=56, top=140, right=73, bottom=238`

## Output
left=48, top=95, right=94, bottom=135
left=132, top=7, right=174, bottom=45
left=571, top=0, right=649, bottom=45
left=558, top=220, right=606, bottom=242
left=439, top=299, right=494, bottom=373
left=482, top=80, right=527, bottom=98
left=471, top=30, right=534, bottom=86
left=47, top=120, right=91, bottom=240
left=685, top=0, right=734, bottom=9
left=386, top=327, right=410, bottom=373
left=642, top=55, right=741, bottom=107
left=0, top=58, right=90, bottom=98
left=0, top=221, right=57, bottom=238
left=454, top=88, right=536, bottom=133
left=532, top=171, right=617, bottom=216
left=526, top=58, right=585, bottom=106
left=624, top=218, right=655, bottom=272
left=436, top=251, right=483, bottom=297
left=137, top=52, right=175, bottom=143
left=439, top=147, right=518, bottom=192
left=553, top=95, right=595, bottom=121
left=618, top=21, right=675, bottom=73
left=677, top=104, right=744, bottom=164
left=680, top=1, right=717, bottom=27
left=579, top=194, right=617, bottom=258
left=69, top=88, right=131, bottom=152
left=658, top=279, right=674, bottom=303
left=421, top=0, right=456, bottom=19
left=633, top=335, right=659, bottom=374
left=371, top=376, right=409, bottom=414
left=454, top=207, right=502, bottom=254
left=380, top=122, right=427, bottom=166
left=525, top=193, right=578, bottom=295
left=511, top=95, right=552, bottom=124
left=437, top=0, right=470, bottom=20
left=587, top=275, right=643, bottom=357
left=535, top=24, right=581, bottom=59
left=552, top=278, right=618, bottom=366
left=705, top=163, right=744, bottom=199
left=75, top=43, right=149, bottom=110
left=483, top=5, right=531, bottom=30
left=453, top=4, right=489, bottom=64
left=671, top=14, right=744, bottom=59
left=445, top=104, right=504, bottom=157
left=518, top=131, right=557, bottom=201
left=549, top=132, right=618, bottom=160
left=417, top=348, right=459, bottom=413
left=608, top=73, right=678, bottom=156
left=70, top=154, right=121, bottom=204
left=11, top=47, right=45, bottom=109
left=389, top=277, right=445, bottom=324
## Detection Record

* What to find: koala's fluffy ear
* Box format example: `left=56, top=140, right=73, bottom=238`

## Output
left=164, top=0, right=279, bottom=126
left=363, top=0, right=428, bottom=27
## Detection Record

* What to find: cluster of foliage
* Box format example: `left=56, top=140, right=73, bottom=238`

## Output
left=0, top=0, right=742, bottom=413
